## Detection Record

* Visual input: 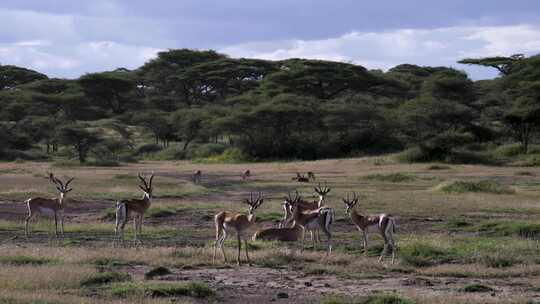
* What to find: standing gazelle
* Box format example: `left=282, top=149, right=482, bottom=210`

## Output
left=193, top=170, right=202, bottom=184
left=24, top=173, right=74, bottom=238
left=115, top=173, right=154, bottom=243
left=342, top=192, right=396, bottom=263
left=241, top=169, right=251, bottom=181
left=213, top=192, right=264, bottom=265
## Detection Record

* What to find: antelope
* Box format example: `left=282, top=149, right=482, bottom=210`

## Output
left=24, top=173, right=74, bottom=238
left=114, top=173, right=154, bottom=243
left=193, top=170, right=202, bottom=184
left=292, top=172, right=309, bottom=182
left=342, top=192, right=396, bottom=263
left=253, top=221, right=303, bottom=242
left=241, top=169, right=251, bottom=181
left=213, top=192, right=264, bottom=265
left=279, top=191, right=318, bottom=228
left=307, top=171, right=316, bottom=181
left=289, top=192, right=334, bottom=256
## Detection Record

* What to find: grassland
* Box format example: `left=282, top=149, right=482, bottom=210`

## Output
left=0, top=158, right=540, bottom=303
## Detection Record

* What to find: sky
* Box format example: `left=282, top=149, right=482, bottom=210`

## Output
left=1, top=0, right=539, bottom=80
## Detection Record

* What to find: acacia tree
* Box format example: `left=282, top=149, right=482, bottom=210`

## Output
left=57, top=125, right=102, bottom=163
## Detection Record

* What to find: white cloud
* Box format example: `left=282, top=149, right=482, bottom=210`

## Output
left=221, top=24, right=540, bottom=79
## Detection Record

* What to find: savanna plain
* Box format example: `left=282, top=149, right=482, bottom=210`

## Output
left=1, top=157, right=540, bottom=304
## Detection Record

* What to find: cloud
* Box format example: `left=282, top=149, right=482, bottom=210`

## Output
left=221, top=24, right=540, bottom=79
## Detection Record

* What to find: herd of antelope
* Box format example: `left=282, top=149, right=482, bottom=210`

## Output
left=22, top=170, right=397, bottom=265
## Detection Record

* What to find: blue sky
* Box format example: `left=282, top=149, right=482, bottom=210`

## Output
left=1, top=0, right=539, bottom=79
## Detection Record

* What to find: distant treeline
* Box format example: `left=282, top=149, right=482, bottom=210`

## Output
left=0, top=50, right=539, bottom=164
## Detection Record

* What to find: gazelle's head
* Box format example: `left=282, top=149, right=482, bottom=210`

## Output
left=138, top=172, right=155, bottom=199
left=314, top=181, right=331, bottom=202
left=244, top=191, right=264, bottom=214
left=49, top=173, right=74, bottom=199
left=284, top=190, right=301, bottom=208
left=342, top=191, right=359, bottom=214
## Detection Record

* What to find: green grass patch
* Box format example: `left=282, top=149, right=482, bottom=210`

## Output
left=145, top=206, right=177, bottom=218
left=321, top=294, right=416, bottom=304
left=80, top=271, right=131, bottom=287
left=144, top=266, right=172, bottom=279
left=400, top=242, right=454, bottom=267
left=256, top=212, right=283, bottom=222
left=109, top=281, right=213, bottom=298
left=0, top=255, right=58, bottom=266
left=89, top=257, right=138, bottom=268
left=473, top=221, right=540, bottom=239
left=438, top=180, right=514, bottom=194
left=363, top=173, right=415, bottom=183
left=459, top=283, right=494, bottom=292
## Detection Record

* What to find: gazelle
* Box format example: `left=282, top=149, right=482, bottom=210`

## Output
left=292, top=172, right=309, bottom=182
left=279, top=191, right=318, bottom=228
left=307, top=171, right=316, bottom=181
left=193, top=170, right=202, bottom=184
left=114, top=173, right=154, bottom=243
left=342, top=192, right=396, bottom=263
left=289, top=192, right=334, bottom=256
left=24, top=173, right=74, bottom=238
left=213, top=192, right=264, bottom=265
left=253, top=221, right=303, bottom=242
left=241, top=169, right=251, bottom=181
left=314, top=181, right=331, bottom=208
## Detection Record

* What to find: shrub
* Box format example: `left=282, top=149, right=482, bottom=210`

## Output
left=459, top=283, right=494, bottom=292
left=492, top=143, right=525, bottom=158
left=364, top=173, right=415, bottom=183
left=438, top=180, right=514, bottom=194
left=426, top=164, right=451, bottom=170
left=144, top=266, right=172, bottom=279
left=80, top=271, right=131, bottom=287
left=136, top=143, right=162, bottom=156
left=396, top=147, right=429, bottom=163
left=186, top=143, right=227, bottom=159
left=194, top=148, right=248, bottom=163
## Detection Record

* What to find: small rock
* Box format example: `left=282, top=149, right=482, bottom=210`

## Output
left=304, top=282, right=313, bottom=287
left=324, top=283, right=331, bottom=288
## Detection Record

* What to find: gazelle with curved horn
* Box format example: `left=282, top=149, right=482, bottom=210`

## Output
left=289, top=192, right=334, bottom=256
left=213, top=192, right=264, bottom=265
left=279, top=191, right=318, bottom=228
left=342, top=191, right=396, bottom=263
left=114, top=172, right=155, bottom=243
left=24, top=173, right=74, bottom=238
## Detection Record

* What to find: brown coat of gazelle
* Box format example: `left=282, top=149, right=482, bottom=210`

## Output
left=114, top=173, right=154, bottom=243
left=289, top=192, right=334, bottom=256
left=252, top=221, right=303, bottom=242
left=342, top=192, right=396, bottom=263
left=213, top=192, right=264, bottom=265
left=24, top=173, right=74, bottom=238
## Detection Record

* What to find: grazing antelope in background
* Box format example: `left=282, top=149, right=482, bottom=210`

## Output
left=193, top=170, right=202, bottom=184
left=241, top=169, right=251, bottom=181
left=292, top=172, right=309, bottom=182
left=114, top=173, right=154, bottom=243
left=342, top=192, right=396, bottom=263
left=24, top=173, right=74, bottom=238
left=213, top=192, right=264, bottom=265
left=307, top=171, right=316, bottom=181
left=289, top=192, right=334, bottom=256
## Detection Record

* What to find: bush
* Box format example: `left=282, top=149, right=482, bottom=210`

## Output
left=194, top=148, right=248, bottom=163
left=396, top=147, right=429, bottom=163
left=145, top=266, right=172, bottom=279
left=186, top=143, right=228, bottom=159
left=459, top=283, right=494, bottom=292
left=438, top=180, right=514, bottom=194
left=136, top=143, right=162, bottom=156
left=426, top=164, right=451, bottom=170
left=80, top=271, right=131, bottom=287
left=364, top=173, right=415, bottom=183
left=492, top=143, right=525, bottom=158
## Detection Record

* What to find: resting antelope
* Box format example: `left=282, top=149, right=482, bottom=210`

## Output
left=289, top=192, right=334, bottom=256
left=213, top=192, right=264, bottom=265
left=114, top=173, right=154, bottom=243
left=24, top=173, right=74, bottom=238
left=253, top=221, right=303, bottom=242
left=193, top=170, right=202, bottom=184
left=292, top=172, right=309, bottom=182
left=342, top=192, right=396, bottom=263
left=241, top=169, right=251, bottom=181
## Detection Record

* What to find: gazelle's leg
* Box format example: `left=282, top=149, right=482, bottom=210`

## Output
left=244, top=239, right=251, bottom=265
left=25, top=213, right=34, bottom=238
left=236, top=233, right=242, bottom=265
left=54, top=212, right=58, bottom=238
left=213, top=229, right=221, bottom=263
left=322, top=226, right=332, bottom=257
left=362, top=229, right=368, bottom=256
left=220, top=230, right=228, bottom=262
left=388, top=227, right=397, bottom=264
left=378, top=229, right=390, bottom=262
left=60, top=213, right=65, bottom=238
left=133, top=216, right=138, bottom=243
